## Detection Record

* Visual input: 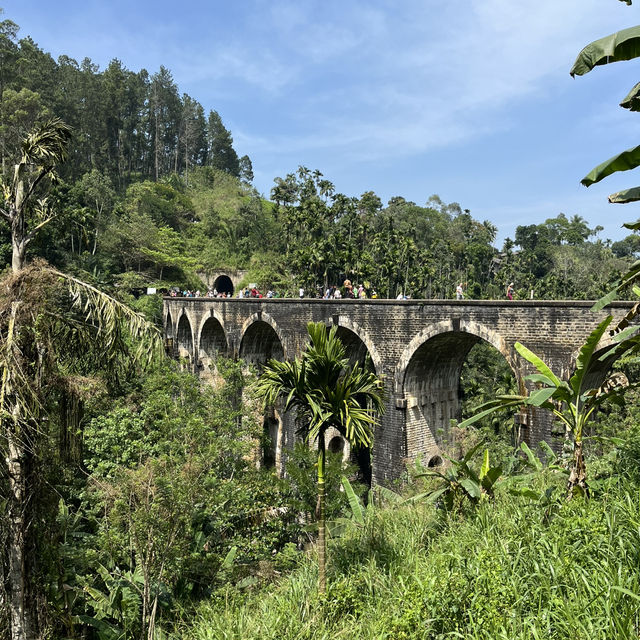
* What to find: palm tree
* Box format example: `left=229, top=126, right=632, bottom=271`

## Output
left=0, top=117, right=162, bottom=639
left=0, top=117, right=72, bottom=272
left=1, top=263, right=162, bottom=640
left=254, top=322, right=385, bottom=592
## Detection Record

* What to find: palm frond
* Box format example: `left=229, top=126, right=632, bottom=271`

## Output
left=50, top=268, right=162, bottom=367
left=254, top=322, right=385, bottom=448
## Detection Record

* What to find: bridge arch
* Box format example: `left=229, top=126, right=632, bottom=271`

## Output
left=165, top=310, right=174, bottom=340
left=329, top=316, right=382, bottom=374
left=198, top=310, right=229, bottom=356
left=239, top=314, right=286, bottom=472
left=396, top=320, right=516, bottom=465
left=395, top=320, right=513, bottom=393
left=176, top=310, right=195, bottom=364
left=198, top=311, right=229, bottom=381
left=239, top=312, right=286, bottom=365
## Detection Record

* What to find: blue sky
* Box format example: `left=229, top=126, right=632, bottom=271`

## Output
left=4, top=0, right=640, bottom=245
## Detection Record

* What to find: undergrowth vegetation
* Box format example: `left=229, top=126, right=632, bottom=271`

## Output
left=183, top=456, right=640, bottom=640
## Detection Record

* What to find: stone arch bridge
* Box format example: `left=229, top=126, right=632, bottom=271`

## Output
left=163, top=297, right=633, bottom=485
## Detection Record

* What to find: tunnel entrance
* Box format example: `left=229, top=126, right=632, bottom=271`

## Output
left=213, top=274, right=234, bottom=296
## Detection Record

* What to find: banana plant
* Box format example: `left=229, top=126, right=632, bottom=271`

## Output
left=570, top=16, right=640, bottom=204
left=460, top=317, right=634, bottom=498
left=326, top=476, right=369, bottom=538
left=415, top=445, right=503, bottom=513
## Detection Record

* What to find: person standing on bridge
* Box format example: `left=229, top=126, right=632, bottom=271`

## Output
left=456, top=283, right=464, bottom=300
left=506, top=282, right=514, bottom=301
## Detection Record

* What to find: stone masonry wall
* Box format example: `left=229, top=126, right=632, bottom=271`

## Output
left=164, top=297, right=633, bottom=486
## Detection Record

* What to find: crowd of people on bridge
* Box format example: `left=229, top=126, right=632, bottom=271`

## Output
left=319, top=280, right=378, bottom=299
left=169, top=280, right=524, bottom=301
left=169, top=288, right=232, bottom=298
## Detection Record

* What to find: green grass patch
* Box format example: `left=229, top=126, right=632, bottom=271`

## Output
left=181, top=476, right=640, bottom=640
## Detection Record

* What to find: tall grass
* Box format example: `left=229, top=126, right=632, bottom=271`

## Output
left=181, top=476, right=640, bottom=640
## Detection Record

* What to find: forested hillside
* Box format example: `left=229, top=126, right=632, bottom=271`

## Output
left=0, top=12, right=634, bottom=300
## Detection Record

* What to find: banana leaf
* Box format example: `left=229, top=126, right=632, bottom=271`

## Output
left=570, top=316, right=612, bottom=397
left=480, top=449, right=490, bottom=479
left=520, top=442, right=543, bottom=471
left=374, top=484, right=403, bottom=504
left=460, top=477, right=482, bottom=500
left=571, top=25, right=640, bottom=77
left=514, top=342, right=564, bottom=387
left=341, top=476, right=364, bottom=525
left=609, top=186, right=640, bottom=203
left=527, top=386, right=557, bottom=407
left=525, top=373, right=559, bottom=387
left=480, top=466, right=502, bottom=493
left=538, top=440, right=558, bottom=466
left=620, top=81, right=640, bottom=111
left=457, top=396, right=522, bottom=428
left=581, top=144, right=640, bottom=187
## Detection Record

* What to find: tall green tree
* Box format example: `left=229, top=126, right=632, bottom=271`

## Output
left=254, top=322, right=385, bottom=593
left=148, top=66, right=181, bottom=181
left=0, top=87, right=49, bottom=174
left=0, top=13, right=20, bottom=173
left=178, top=94, right=207, bottom=184
left=1, top=264, right=161, bottom=640
left=73, top=168, right=115, bottom=255
left=239, top=153, right=253, bottom=184
left=0, top=119, right=161, bottom=639
left=206, top=110, right=240, bottom=177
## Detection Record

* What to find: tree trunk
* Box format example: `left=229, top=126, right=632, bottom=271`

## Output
left=11, top=235, right=26, bottom=273
left=4, top=302, right=32, bottom=640
left=154, top=94, right=160, bottom=182
left=567, top=439, right=588, bottom=499
left=315, top=434, right=326, bottom=594
left=147, top=595, right=158, bottom=640
left=7, top=409, right=29, bottom=640
left=91, top=204, right=102, bottom=256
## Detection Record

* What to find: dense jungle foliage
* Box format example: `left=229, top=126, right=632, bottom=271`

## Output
left=3, top=9, right=640, bottom=640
